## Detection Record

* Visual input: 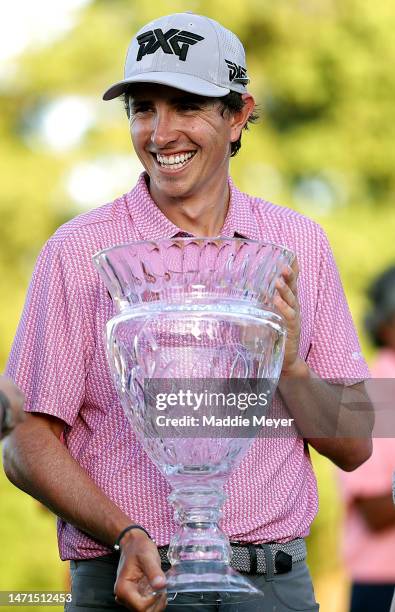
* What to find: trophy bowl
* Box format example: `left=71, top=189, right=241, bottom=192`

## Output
left=93, top=237, right=294, bottom=605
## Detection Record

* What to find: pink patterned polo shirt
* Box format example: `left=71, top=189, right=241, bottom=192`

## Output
left=7, top=173, right=369, bottom=560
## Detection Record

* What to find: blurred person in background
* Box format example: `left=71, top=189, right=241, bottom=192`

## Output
left=392, top=479, right=395, bottom=612
left=0, top=375, right=25, bottom=440
left=339, top=266, right=395, bottom=612
left=2, top=12, right=373, bottom=612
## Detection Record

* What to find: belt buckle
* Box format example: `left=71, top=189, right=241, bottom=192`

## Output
left=231, top=541, right=294, bottom=575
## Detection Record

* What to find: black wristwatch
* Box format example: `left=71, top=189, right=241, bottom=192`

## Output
left=0, top=391, right=12, bottom=436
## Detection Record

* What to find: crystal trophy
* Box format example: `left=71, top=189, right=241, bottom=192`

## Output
left=94, top=237, right=293, bottom=605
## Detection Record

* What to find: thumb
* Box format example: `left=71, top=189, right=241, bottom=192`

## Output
left=139, top=553, right=167, bottom=591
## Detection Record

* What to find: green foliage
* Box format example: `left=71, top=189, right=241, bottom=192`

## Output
left=1, top=0, right=394, bottom=599
left=0, top=450, right=65, bottom=611
left=307, top=449, right=346, bottom=580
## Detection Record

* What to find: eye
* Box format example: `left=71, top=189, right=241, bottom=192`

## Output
left=130, top=102, right=154, bottom=115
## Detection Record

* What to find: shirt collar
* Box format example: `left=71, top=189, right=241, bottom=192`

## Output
left=126, top=173, right=260, bottom=241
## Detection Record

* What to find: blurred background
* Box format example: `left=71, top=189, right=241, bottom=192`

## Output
left=1, top=1, right=395, bottom=610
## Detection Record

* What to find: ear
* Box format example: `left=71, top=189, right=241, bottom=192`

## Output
left=229, top=94, right=256, bottom=143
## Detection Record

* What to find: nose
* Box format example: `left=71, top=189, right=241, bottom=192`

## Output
left=151, top=107, right=179, bottom=149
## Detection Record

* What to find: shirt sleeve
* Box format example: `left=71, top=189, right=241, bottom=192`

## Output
left=6, top=238, right=87, bottom=426
left=306, top=227, right=370, bottom=383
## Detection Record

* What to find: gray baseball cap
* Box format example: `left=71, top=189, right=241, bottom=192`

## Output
left=103, top=12, right=249, bottom=100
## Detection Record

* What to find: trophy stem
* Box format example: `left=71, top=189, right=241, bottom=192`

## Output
left=168, top=486, right=231, bottom=565
left=163, top=486, right=262, bottom=599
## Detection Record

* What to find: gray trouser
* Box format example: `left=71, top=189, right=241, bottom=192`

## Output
left=65, top=550, right=319, bottom=611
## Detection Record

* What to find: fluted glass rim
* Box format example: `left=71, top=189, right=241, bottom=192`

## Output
left=93, top=236, right=294, bottom=262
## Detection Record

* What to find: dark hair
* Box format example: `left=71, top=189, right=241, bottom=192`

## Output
left=365, top=266, right=395, bottom=347
left=122, top=89, right=258, bottom=157
left=218, top=91, right=259, bottom=157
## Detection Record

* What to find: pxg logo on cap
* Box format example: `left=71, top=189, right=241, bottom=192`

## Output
left=225, top=60, right=248, bottom=84
left=136, top=28, right=205, bottom=62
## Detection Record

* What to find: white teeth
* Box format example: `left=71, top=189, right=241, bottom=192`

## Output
left=156, top=151, right=196, bottom=168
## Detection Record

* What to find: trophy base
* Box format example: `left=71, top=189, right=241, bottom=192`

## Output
left=159, top=561, right=264, bottom=606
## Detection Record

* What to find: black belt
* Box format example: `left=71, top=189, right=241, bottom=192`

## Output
left=157, top=538, right=306, bottom=575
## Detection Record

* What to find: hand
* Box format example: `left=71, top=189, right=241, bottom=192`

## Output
left=274, top=258, right=305, bottom=377
left=0, top=375, right=25, bottom=440
left=114, top=530, right=167, bottom=611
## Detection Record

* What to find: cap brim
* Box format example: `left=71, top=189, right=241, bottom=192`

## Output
left=102, top=72, right=230, bottom=100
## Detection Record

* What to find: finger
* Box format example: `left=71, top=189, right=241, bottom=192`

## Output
left=116, top=592, right=167, bottom=612
left=115, top=584, right=161, bottom=611
left=282, top=264, right=297, bottom=287
left=115, top=550, right=166, bottom=610
left=274, top=294, right=298, bottom=322
left=136, top=568, right=166, bottom=597
left=149, top=592, right=168, bottom=612
left=275, top=278, right=298, bottom=309
left=289, top=256, right=299, bottom=277
left=281, top=259, right=299, bottom=293
left=137, top=552, right=166, bottom=593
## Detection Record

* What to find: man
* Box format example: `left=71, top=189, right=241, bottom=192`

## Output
left=0, top=375, right=25, bottom=440
left=3, top=12, right=372, bottom=612
left=339, top=267, right=395, bottom=612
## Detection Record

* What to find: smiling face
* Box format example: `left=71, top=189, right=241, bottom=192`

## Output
left=127, top=84, right=252, bottom=206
